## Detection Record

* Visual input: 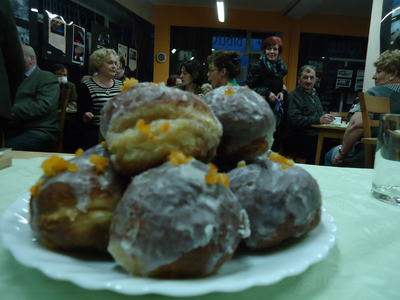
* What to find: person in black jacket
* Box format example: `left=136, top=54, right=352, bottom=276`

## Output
left=0, top=0, right=25, bottom=141
left=246, top=36, right=288, bottom=151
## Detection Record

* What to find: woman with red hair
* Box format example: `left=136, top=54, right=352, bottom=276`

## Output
left=246, top=36, right=288, bottom=150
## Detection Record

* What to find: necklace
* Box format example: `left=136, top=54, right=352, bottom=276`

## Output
left=94, top=75, right=113, bottom=94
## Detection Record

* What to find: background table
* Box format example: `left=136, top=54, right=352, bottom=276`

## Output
left=0, top=152, right=399, bottom=300
left=312, top=124, right=347, bottom=165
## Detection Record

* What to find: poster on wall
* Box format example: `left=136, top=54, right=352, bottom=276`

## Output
left=381, top=0, right=400, bottom=52
left=49, top=17, right=66, bottom=54
left=16, top=26, right=29, bottom=45
left=11, top=0, right=29, bottom=21
left=91, top=22, right=116, bottom=51
left=128, top=48, right=137, bottom=71
left=118, top=44, right=128, bottom=66
left=72, top=25, right=85, bottom=65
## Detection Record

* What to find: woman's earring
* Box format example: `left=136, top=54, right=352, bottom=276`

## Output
left=390, top=77, right=393, bottom=80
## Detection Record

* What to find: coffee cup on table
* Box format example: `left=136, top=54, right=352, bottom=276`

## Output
left=331, top=117, right=342, bottom=124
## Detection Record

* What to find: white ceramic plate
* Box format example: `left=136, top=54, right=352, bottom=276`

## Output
left=0, top=192, right=337, bottom=297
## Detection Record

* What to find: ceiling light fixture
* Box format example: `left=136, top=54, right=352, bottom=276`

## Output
left=217, top=1, right=224, bottom=23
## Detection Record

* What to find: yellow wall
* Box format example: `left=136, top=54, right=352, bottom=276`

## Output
left=154, top=6, right=370, bottom=92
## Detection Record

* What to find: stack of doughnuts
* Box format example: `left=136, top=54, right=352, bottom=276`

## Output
left=29, top=80, right=323, bottom=279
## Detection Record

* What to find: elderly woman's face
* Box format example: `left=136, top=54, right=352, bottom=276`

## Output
left=265, top=44, right=279, bottom=62
left=98, top=54, right=118, bottom=78
left=372, top=68, right=393, bottom=86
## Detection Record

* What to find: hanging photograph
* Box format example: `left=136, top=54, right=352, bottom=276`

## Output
left=128, top=48, right=137, bottom=71
left=337, top=69, right=353, bottom=78
left=49, top=17, right=66, bottom=54
left=72, top=25, right=85, bottom=65
left=381, top=0, right=400, bottom=51
left=11, top=0, right=29, bottom=21
left=73, top=25, right=85, bottom=46
left=91, top=22, right=116, bottom=51
left=118, top=44, right=128, bottom=66
left=72, top=45, right=84, bottom=64
left=336, top=79, right=351, bottom=88
left=16, top=26, right=29, bottom=45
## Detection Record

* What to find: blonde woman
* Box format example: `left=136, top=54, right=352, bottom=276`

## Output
left=77, top=48, right=123, bottom=149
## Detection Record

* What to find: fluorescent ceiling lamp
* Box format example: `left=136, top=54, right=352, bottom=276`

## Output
left=30, top=8, right=38, bottom=12
left=171, top=48, right=177, bottom=54
left=217, top=1, right=224, bottom=23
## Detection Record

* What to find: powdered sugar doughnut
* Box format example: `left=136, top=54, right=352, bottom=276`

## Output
left=100, top=83, right=223, bottom=176
left=108, top=158, right=250, bottom=278
left=202, top=86, right=275, bottom=165
left=228, top=152, right=321, bottom=248
left=29, top=145, right=131, bottom=252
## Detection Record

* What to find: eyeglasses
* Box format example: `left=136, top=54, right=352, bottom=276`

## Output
left=208, top=68, right=219, bottom=73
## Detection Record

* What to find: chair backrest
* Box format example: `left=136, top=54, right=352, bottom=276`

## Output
left=329, top=111, right=348, bottom=118
left=58, top=89, right=72, bottom=152
left=358, top=92, right=391, bottom=138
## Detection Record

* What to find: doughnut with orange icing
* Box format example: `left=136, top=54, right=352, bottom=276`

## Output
left=108, top=155, right=250, bottom=278
left=227, top=151, right=321, bottom=248
left=100, top=83, right=223, bottom=176
left=202, top=86, right=275, bottom=168
left=29, top=145, right=131, bottom=252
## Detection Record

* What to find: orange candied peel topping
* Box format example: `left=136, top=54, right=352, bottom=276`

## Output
left=75, top=148, right=84, bottom=156
left=136, top=119, right=151, bottom=134
left=168, top=150, right=193, bottom=166
left=225, top=89, right=234, bottom=96
left=30, top=178, right=46, bottom=198
left=160, top=121, right=170, bottom=132
left=101, top=141, right=107, bottom=148
left=205, top=163, right=230, bottom=187
left=41, top=155, right=74, bottom=177
left=244, top=85, right=249, bottom=89
left=269, top=152, right=295, bottom=169
left=90, top=155, right=108, bottom=173
left=227, top=83, right=234, bottom=86
left=237, top=160, right=246, bottom=168
left=120, top=77, right=139, bottom=91
left=68, top=164, right=79, bottom=173
left=147, top=133, right=155, bottom=140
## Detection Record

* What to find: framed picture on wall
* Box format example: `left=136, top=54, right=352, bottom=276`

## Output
left=381, top=0, right=400, bottom=52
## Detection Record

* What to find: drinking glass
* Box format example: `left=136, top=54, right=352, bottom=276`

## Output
left=371, top=114, right=400, bottom=205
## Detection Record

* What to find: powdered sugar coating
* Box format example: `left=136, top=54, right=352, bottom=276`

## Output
left=108, top=159, right=250, bottom=277
left=202, top=86, right=275, bottom=161
left=228, top=152, right=322, bottom=248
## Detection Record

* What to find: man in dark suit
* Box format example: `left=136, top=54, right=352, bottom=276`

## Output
left=0, top=0, right=25, bottom=142
left=5, top=45, right=60, bottom=151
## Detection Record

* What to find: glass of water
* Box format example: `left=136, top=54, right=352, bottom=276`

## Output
left=371, top=114, right=400, bottom=205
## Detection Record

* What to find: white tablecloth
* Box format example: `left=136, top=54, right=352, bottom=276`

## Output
left=0, top=157, right=399, bottom=300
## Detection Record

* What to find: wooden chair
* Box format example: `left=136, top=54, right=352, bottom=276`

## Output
left=358, top=92, right=390, bottom=168
left=57, top=89, right=72, bottom=153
